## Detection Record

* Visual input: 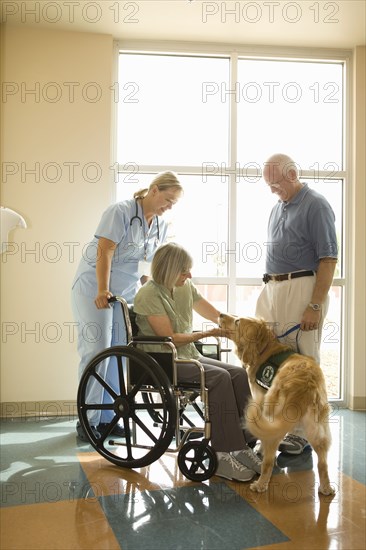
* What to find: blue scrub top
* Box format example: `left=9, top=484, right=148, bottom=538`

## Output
left=72, top=199, right=168, bottom=302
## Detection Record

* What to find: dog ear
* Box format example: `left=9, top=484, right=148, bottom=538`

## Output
left=238, top=318, right=270, bottom=366
left=256, top=319, right=272, bottom=352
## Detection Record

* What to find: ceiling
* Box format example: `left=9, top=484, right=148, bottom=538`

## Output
left=2, top=0, right=366, bottom=49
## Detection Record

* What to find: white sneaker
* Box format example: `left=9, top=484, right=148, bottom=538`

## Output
left=215, top=453, right=255, bottom=482
left=233, top=447, right=262, bottom=475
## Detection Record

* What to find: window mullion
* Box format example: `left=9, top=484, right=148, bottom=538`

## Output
left=228, top=53, right=238, bottom=313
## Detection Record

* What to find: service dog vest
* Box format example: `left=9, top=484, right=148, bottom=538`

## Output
left=256, top=350, right=295, bottom=390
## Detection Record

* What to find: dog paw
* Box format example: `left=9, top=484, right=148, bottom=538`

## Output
left=319, top=485, right=336, bottom=496
left=250, top=480, right=268, bottom=493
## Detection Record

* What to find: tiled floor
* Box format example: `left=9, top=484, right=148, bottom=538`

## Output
left=1, top=408, right=365, bottom=550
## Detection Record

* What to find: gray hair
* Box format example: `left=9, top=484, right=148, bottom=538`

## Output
left=134, top=171, right=183, bottom=199
left=151, top=243, right=192, bottom=289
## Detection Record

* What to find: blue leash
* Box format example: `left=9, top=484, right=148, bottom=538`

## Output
left=277, top=323, right=301, bottom=352
left=277, top=323, right=301, bottom=338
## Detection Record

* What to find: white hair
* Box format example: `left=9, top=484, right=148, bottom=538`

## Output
left=264, top=153, right=299, bottom=181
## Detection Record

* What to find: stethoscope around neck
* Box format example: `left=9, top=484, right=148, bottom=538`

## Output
left=130, top=199, right=160, bottom=243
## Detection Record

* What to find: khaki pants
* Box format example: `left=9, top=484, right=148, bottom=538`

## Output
left=255, top=274, right=330, bottom=364
left=256, top=275, right=330, bottom=439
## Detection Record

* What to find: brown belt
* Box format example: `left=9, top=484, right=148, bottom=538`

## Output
left=263, top=270, right=315, bottom=283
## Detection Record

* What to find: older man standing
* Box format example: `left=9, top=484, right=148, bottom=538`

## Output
left=256, top=153, right=338, bottom=454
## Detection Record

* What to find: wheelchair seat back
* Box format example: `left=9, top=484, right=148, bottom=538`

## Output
left=128, top=306, right=139, bottom=337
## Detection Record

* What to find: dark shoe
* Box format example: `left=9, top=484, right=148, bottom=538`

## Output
left=278, top=434, right=311, bottom=455
left=98, top=422, right=126, bottom=438
left=76, top=421, right=100, bottom=441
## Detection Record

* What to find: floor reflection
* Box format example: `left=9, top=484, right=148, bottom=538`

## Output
left=0, top=409, right=365, bottom=550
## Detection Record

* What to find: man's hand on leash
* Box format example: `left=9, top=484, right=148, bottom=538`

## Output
left=301, top=308, right=321, bottom=331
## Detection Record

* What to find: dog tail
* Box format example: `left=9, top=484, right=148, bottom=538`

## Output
left=245, top=397, right=290, bottom=440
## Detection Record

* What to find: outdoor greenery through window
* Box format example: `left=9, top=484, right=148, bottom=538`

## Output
left=116, top=49, right=346, bottom=402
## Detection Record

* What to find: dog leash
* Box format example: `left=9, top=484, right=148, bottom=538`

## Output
left=277, top=323, right=301, bottom=338
left=277, top=323, right=301, bottom=352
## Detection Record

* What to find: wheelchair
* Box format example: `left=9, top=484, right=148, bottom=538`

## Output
left=77, top=296, right=225, bottom=482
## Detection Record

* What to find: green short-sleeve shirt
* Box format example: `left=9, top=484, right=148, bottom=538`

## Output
left=133, top=279, right=203, bottom=359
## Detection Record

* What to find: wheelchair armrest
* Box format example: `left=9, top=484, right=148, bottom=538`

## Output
left=132, top=336, right=173, bottom=343
left=193, top=335, right=232, bottom=360
left=193, top=335, right=221, bottom=360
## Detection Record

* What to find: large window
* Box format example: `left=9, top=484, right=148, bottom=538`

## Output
left=116, top=48, right=347, bottom=402
left=117, top=54, right=230, bottom=166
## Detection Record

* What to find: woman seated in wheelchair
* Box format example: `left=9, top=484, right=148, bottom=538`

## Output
left=133, top=242, right=262, bottom=482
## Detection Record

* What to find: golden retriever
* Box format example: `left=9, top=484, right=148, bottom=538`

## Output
left=220, top=313, right=335, bottom=495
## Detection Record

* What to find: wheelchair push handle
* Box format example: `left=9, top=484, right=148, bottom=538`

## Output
left=108, top=295, right=132, bottom=307
left=107, top=295, right=120, bottom=304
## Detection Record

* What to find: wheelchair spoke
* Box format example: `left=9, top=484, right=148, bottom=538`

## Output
left=124, top=428, right=134, bottom=459
left=134, top=401, right=165, bottom=411
left=83, top=403, right=115, bottom=411
left=117, top=355, right=127, bottom=397
left=127, top=371, right=154, bottom=400
left=130, top=413, right=158, bottom=444
left=186, top=458, right=208, bottom=475
left=92, top=372, right=119, bottom=400
left=97, top=416, right=120, bottom=439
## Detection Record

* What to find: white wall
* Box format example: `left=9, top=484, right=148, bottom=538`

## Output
left=1, top=25, right=113, bottom=408
left=349, top=46, right=366, bottom=410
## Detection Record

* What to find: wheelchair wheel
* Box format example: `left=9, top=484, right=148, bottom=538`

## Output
left=178, top=441, right=217, bottom=482
left=77, top=346, right=177, bottom=469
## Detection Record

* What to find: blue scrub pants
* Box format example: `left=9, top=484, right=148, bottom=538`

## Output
left=71, top=280, right=127, bottom=425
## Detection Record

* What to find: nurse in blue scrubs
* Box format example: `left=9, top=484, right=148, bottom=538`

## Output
left=71, top=171, right=183, bottom=439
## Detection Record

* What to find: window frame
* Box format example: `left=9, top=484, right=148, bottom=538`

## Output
left=113, top=40, right=352, bottom=408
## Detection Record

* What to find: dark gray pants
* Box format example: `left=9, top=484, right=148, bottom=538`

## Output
left=177, top=356, right=252, bottom=453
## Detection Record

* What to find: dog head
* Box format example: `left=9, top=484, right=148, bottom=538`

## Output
left=220, top=313, right=274, bottom=366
